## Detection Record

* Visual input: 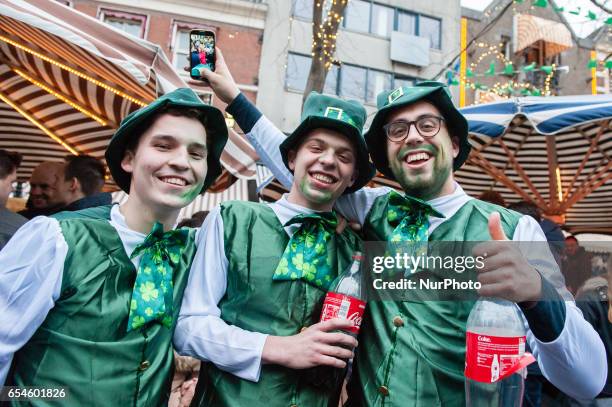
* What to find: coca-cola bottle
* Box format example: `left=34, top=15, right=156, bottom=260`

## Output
left=307, top=252, right=367, bottom=395
left=319, top=251, right=367, bottom=335
left=465, top=298, right=535, bottom=407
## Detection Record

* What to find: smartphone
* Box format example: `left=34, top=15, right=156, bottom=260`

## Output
left=189, top=30, right=216, bottom=79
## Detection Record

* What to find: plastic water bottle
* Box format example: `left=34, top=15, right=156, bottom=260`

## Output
left=465, top=298, right=533, bottom=407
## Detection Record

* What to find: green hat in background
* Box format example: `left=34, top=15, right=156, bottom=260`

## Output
left=279, top=92, right=376, bottom=193
left=105, top=88, right=228, bottom=193
left=364, top=81, right=471, bottom=179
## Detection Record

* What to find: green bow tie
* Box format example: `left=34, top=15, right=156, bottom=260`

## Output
left=273, top=212, right=338, bottom=290
left=127, top=222, right=189, bottom=332
left=387, top=191, right=444, bottom=265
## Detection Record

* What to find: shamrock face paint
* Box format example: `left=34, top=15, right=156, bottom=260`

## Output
left=287, top=129, right=358, bottom=211
left=385, top=101, right=459, bottom=201
left=121, top=113, right=208, bottom=214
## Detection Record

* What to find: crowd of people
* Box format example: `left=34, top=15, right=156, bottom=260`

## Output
left=0, top=46, right=609, bottom=407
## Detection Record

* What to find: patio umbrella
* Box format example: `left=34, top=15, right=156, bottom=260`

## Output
left=459, top=95, right=612, bottom=234
left=0, top=0, right=256, bottom=187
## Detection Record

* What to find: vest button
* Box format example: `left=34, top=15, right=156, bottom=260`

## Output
left=378, top=385, right=389, bottom=396
left=139, top=360, right=151, bottom=371
left=392, top=316, right=404, bottom=327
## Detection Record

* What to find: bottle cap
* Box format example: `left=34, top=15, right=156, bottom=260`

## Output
left=353, top=251, right=363, bottom=261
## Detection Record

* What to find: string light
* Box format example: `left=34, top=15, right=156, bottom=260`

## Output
left=12, top=68, right=109, bottom=126
left=0, top=90, right=79, bottom=155
left=0, top=34, right=147, bottom=107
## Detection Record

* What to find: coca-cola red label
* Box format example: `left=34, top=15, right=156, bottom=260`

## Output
left=320, top=292, right=366, bottom=334
left=465, top=332, right=534, bottom=383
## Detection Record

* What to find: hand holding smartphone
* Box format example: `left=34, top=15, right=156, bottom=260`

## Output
left=189, top=30, right=216, bottom=79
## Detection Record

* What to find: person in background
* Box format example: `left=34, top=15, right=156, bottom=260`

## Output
left=562, top=236, right=592, bottom=295
left=567, top=262, right=611, bottom=406
left=507, top=200, right=565, bottom=267
left=59, top=155, right=112, bottom=212
left=0, top=149, right=26, bottom=249
left=478, top=190, right=506, bottom=207
left=18, top=161, right=68, bottom=219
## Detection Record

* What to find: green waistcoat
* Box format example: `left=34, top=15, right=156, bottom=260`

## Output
left=191, top=201, right=361, bottom=407
left=8, top=205, right=196, bottom=407
left=347, top=196, right=522, bottom=407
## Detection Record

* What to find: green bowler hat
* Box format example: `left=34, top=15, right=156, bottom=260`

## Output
left=279, top=92, right=376, bottom=193
left=105, top=88, right=228, bottom=193
left=364, top=81, right=471, bottom=179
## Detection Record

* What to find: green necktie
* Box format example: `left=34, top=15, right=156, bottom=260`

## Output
left=387, top=191, right=445, bottom=269
left=127, top=222, right=189, bottom=332
left=273, top=212, right=338, bottom=290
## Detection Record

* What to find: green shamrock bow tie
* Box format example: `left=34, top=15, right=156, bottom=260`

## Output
left=273, top=212, right=338, bottom=290
left=387, top=191, right=445, bottom=267
left=127, top=222, right=189, bottom=332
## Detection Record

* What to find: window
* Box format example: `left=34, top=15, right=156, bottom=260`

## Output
left=419, top=15, right=441, bottom=50
left=324, top=64, right=340, bottom=95
left=173, top=29, right=190, bottom=70
left=293, top=0, right=313, bottom=20
left=344, top=0, right=370, bottom=33
left=340, top=65, right=367, bottom=101
left=366, top=70, right=392, bottom=103
left=286, top=54, right=312, bottom=92
left=286, top=53, right=416, bottom=104
left=397, top=11, right=416, bottom=35
left=393, top=77, right=415, bottom=88
left=371, top=4, right=394, bottom=37
left=100, top=9, right=146, bottom=38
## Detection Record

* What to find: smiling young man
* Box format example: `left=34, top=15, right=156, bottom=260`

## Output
left=0, top=88, right=227, bottom=406
left=200, top=52, right=606, bottom=406
left=174, top=91, right=376, bottom=407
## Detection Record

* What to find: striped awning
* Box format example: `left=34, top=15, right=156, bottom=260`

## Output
left=513, top=14, right=573, bottom=57
left=460, top=95, right=612, bottom=234
left=0, top=0, right=256, bottom=189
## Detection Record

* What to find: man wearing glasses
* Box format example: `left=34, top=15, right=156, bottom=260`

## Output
left=199, top=55, right=606, bottom=406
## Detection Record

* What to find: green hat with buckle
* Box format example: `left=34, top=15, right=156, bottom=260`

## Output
left=279, top=92, right=375, bottom=193
left=364, top=81, right=470, bottom=179
left=105, top=87, right=228, bottom=193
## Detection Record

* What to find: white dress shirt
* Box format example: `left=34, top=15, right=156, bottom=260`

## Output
left=243, top=114, right=607, bottom=400
left=174, top=196, right=327, bottom=382
left=0, top=205, right=168, bottom=385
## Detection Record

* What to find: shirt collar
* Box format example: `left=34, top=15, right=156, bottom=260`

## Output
left=269, top=194, right=333, bottom=235
left=425, top=182, right=473, bottom=220
left=110, top=204, right=147, bottom=239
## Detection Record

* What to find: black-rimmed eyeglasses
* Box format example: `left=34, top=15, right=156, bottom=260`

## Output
left=383, top=116, right=445, bottom=142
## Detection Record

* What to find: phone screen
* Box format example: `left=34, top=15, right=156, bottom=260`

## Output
left=190, top=31, right=215, bottom=79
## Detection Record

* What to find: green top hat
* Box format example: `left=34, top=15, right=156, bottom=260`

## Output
left=279, top=92, right=375, bottom=193
left=364, top=81, right=471, bottom=179
left=105, top=88, right=228, bottom=193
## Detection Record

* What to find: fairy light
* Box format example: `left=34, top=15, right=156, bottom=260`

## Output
left=12, top=68, right=108, bottom=126
left=0, top=90, right=79, bottom=155
left=0, top=34, right=147, bottom=107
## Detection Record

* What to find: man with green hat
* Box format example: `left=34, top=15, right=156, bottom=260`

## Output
left=173, top=87, right=375, bottom=406
left=0, top=87, right=227, bottom=406
left=199, top=51, right=605, bottom=406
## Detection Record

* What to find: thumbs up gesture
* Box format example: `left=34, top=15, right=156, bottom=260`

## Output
left=472, top=213, right=542, bottom=304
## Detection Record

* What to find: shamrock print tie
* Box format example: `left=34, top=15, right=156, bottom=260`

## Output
left=127, top=222, right=189, bottom=332
left=273, top=212, right=338, bottom=290
left=387, top=191, right=445, bottom=272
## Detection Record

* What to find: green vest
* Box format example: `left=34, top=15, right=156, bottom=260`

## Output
left=8, top=205, right=196, bottom=407
left=347, top=196, right=522, bottom=407
left=192, top=201, right=361, bottom=407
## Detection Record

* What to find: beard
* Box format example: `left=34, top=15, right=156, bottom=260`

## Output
left=389, top=145, right=453, bottom=201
